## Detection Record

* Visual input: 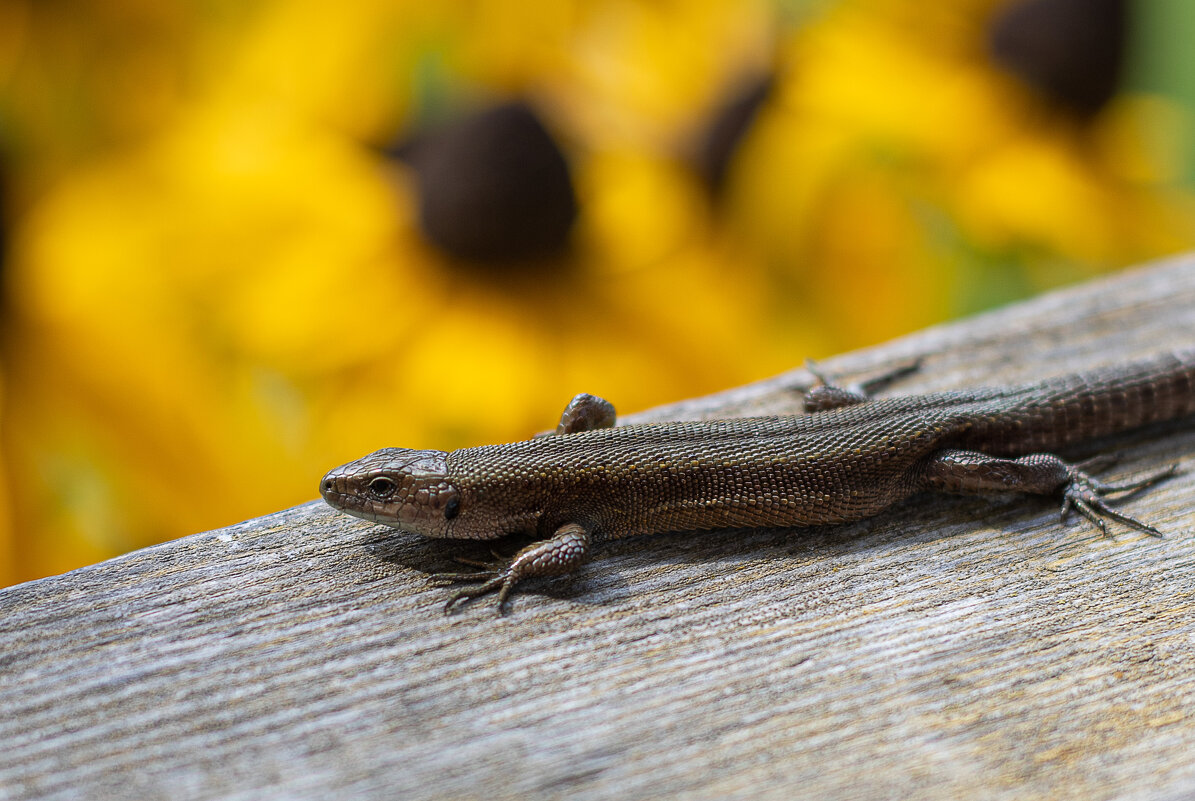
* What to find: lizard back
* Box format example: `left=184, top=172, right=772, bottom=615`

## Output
left=445, top=350, right=1195, bottom=540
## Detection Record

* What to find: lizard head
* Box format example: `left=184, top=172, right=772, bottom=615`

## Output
left=320, top=448, right=462, bottom=538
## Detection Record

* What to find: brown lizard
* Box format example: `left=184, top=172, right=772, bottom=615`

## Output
left=321, top=352, right=1194, bottom=612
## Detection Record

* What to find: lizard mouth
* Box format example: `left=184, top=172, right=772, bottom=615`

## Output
left=319, top=479, right=391, bottom=526
left=319, top=466, right=422, bottom=531
left=319, top=472, right=364, bottom=516
left=319, top=466, right=347, bottom=502
left=319, top=470, right=383, bottom=522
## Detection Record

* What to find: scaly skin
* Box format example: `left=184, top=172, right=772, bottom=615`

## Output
left=321, top=352, right=1195, bottom=612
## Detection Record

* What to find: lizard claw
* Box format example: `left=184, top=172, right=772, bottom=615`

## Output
left=1073, top=452, right=1120, bottom=474
left=428, top=568, right=501, bottom=585
left=428, top=559, right=515, bottom=615
left=443, top=575, right=515, bottom=615
left=1059, top=463, right=1177, bottom=538
left=449, top=550, right=508, bottom=570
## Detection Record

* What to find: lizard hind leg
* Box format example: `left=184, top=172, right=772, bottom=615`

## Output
left=430, top=523, right=593, bottom=614
left=803, top=358, right=922, bottom=411
left=919, top=449, right=1177, bottom=538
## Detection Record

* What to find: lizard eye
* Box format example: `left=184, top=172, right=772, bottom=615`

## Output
left=368, top=476, right=397, bottom=500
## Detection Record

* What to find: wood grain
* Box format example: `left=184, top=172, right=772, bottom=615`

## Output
left=3, top=254, right=1195, bottom=801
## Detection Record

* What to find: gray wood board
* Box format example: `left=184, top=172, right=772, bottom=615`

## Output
left=3, top=254, right=1195, bottom=801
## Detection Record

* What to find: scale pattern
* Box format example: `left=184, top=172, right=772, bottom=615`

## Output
left=434, top=350, right=1195, bottom=542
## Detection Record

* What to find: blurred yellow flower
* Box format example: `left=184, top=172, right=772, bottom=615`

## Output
left=1, top=0, right=1192, bottom=585
left=725, top=0, right=1193, bottom=331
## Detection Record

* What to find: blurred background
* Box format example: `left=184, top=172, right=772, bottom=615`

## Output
left=0, top=0, right=1193, bottom=586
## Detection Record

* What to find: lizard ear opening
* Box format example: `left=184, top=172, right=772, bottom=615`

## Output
left=444, top=496, right=461, bottom=520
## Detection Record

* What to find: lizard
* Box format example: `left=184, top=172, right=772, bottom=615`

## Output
left=320, top=351, right=1195, bottom=613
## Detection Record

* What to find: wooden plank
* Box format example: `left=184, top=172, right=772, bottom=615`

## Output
left=3, top=254, right=1195, bottom=801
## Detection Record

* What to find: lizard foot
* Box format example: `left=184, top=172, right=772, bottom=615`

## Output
left=428, top=561, right=518, bottom=615
left=1060, top=463, right=1179, bottom=537
left=428, top=523, right=592, bottom=615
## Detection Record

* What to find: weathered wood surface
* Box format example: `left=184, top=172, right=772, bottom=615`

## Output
left=3, top=255, right=1195, bottom=801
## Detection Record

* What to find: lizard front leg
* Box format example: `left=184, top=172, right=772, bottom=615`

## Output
left=803, top=359, right=922, bottom=411
left=433, top=394, right=608, bottom=613
left=431, top=523, right=593, bottom=614
left=555, top=393, right=617, bottom=434
left=918, top=449, right=1177, bottom=536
